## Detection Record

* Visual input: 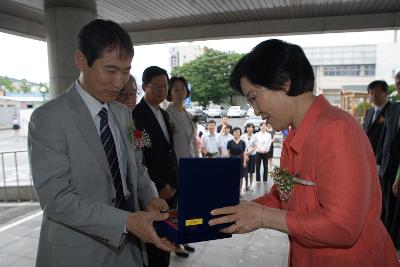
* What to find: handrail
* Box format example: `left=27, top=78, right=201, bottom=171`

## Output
left=0, top=150, right=37, bottom=202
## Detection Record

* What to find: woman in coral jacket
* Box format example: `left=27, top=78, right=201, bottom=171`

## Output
left=209, top=39, right=399, bottom=267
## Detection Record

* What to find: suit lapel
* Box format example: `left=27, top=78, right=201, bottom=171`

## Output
left=109, top=102, right=129, bottom=148
left=365, top=109, right=374, bottom=130
left=139, top=100, right=171, bottom=146
left=66, top=86, right=112, bottom=178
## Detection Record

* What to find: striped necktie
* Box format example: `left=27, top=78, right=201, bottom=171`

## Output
left=98, top=107, right=126, bottom=210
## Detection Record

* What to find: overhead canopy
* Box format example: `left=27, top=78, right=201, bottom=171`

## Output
left=1, top=0, right=400, bottom=44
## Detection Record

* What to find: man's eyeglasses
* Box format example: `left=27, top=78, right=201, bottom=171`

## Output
left=147, top=83, right=168, bottom=90
left=246, top=90, right=257, bottom=107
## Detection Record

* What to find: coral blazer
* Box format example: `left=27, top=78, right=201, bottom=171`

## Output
left=254, top=95, right=399, bottom=267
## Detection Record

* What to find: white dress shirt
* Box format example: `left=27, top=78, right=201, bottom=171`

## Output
left=147, top=102, right=170, bottom=143
left=217, top=133, right=233, bottom=157
left=255, top=131, right=272, bottom=153
left=202, top=132, right=219, bottom=154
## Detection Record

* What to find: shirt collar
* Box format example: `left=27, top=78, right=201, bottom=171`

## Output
left=144, top=99, right=160, bottom=113
left=375, top=100, right=388, bottom=112
left=288, top=95, right=330, bottom=154
left=75, top=80, right=108, bottom=119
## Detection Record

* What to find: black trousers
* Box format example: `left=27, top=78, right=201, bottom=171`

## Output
left=146, top=243, right=170, bottom=267
left=256, top=152, right=268, bottom=182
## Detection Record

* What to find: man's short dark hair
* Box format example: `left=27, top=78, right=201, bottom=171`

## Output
left=207, top=120, right=216, bottom=126
left=230, top=39, right=314, bottom=96
left=142, top=66, right=169, bottom=84
left=367, top=80, right=388, bottom=93
left=167, top=76, right=190, bottom=102
left=77, top=19, right=133, bottom=67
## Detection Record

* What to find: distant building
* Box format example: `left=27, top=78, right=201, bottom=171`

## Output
left=0, top=94, right=44, bottom=129
left=169, top=45, right=204, bottom=70
left=304, top=43, right=400, bottom=107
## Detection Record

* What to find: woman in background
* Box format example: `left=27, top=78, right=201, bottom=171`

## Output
left=265, top=123, right=276, bottom=171
left=165, top=76, right=196, bottom=257
left=241, top=123, right=257, bottom=191
left=227, top=127, right=247, bottom=195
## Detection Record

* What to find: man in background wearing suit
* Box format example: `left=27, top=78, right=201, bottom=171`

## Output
left=133, top=66, right=179, bottom=267
left=28, top=19, right=175, bottom=267
left=363, top=80, right=391, bottom=157
left=377, top=72, right=400, bottom=250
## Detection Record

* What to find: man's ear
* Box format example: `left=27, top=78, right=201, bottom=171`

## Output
left=142, top=83, right=146, bottom=93
left=75, top=50, right=87, bottom=71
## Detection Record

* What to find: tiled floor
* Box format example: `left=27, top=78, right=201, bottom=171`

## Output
left=0, top=179, right=290, bottom=267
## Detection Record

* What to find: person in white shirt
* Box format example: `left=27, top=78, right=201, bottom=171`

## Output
left=255, top=122, right=272, bottom=183
left=201, top=120, right=219, bottom=158
left=218, top=124, right=233, bottom=157
left=241, top=123, right=257, bottom=191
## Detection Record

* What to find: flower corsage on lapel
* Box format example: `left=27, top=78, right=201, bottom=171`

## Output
left=128, top=123, right=151, bottom=148
left=270, top=165, right=315, bottom=201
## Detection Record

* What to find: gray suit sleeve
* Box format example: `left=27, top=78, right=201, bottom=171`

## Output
left=28, top=107, right=128, bottom=248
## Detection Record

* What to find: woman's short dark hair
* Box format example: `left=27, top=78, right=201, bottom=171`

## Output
left=142, top=66, right=169, bottom=84
left=230, top=39, right=314, bottom=96
left=244, top=123, right=255, bottom=133
left=167, top=76, right=191, bottom=102
left=232, top=127, right=242, bottom=135
left=77, top=19, right=134, bottom=67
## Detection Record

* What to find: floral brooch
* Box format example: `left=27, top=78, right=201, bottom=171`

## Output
left=128, top=123, right=151, bottom=148
left=269, top=165, right=315, bottom=201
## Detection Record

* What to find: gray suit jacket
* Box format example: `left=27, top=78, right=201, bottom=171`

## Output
left=28, top=84, right=158, bottom=267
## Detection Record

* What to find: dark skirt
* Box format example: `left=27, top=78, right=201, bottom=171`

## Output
left=266, top=143, right=274, bottom=159
left=247, top=154, right=256, bottom=173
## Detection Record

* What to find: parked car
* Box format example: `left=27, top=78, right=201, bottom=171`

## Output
left=227, top=106, right=245, bottom=118
left=206, top=106, right=227, bottom=118
left=187, top=108, right=208, bottom=124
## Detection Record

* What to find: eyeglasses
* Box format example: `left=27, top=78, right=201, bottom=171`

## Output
left=246, top=90, right=257, bottom=107
left=147, top=83, right=168, bottom=90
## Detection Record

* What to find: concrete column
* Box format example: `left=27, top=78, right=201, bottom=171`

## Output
left=44, top=0, right=96, bottom=99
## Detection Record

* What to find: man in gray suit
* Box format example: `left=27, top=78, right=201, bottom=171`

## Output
left=28, top=19, right=175, bottom=267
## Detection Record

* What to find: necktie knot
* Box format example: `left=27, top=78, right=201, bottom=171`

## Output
left=98, top=107, right=108, bottom=121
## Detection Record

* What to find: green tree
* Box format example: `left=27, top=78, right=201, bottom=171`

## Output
left=171, top=48, right=243, bottom=107
left=19, top=79, right=32, bottom=93
left=0, top=76, right=16, bottom=92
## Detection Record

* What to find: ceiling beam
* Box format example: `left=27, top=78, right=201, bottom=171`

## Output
left=0, top=11, right=399, bottom=45
left=128, top=12, right=400, bottom=45
left=0, top=11, right=45, bottom=41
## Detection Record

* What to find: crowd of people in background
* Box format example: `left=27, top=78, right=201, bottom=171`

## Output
left=362, top=74, right=400, bottom=252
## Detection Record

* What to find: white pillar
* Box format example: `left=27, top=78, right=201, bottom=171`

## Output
left=44, top=0, right=96, bottom=99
